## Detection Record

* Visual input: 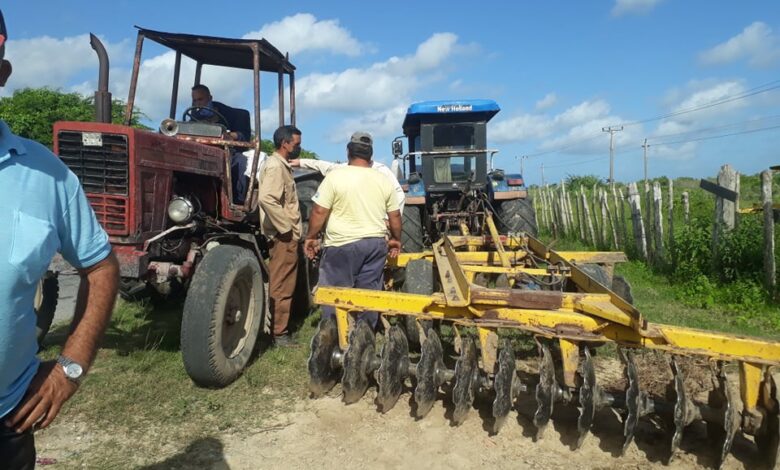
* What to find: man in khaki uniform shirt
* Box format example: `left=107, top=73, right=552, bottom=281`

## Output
left=258, top=125, right=302, bottom=345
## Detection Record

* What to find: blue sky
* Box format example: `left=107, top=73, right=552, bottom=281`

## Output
left=2, top=1, right=780, bottom=185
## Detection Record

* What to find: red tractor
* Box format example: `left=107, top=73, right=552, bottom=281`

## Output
left=49, top=27, right=318, bottom=387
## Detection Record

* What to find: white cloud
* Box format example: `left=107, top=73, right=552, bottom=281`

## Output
left=534, top=93, right=557, bottom=111
left=2, top=34, right=130, bottom=95
left=243, top=13, right=370, bottom=57
left=295, top=33, right=459, bottom=112
left=665, top=80, right=748, bottom=124
left=611, top=0, right=663, bottom=17
left=699, top=22, right=780, bottom=68
left=330, top=105, right=408, bottom=145
left=492, top=99, right=619, bottom=150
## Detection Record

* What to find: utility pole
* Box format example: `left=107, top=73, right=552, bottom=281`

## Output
left=642, top=138, right=650, bottom=184
left=602, top=125, right=624, bottom=187
left=540, top=163, right=546, bottom=186
left=520, top=155, right=528, bottom=175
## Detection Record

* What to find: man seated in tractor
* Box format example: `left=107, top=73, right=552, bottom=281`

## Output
left=190, top=84, right=252, bottom=204
left=303, top=132, right=402, bottom=329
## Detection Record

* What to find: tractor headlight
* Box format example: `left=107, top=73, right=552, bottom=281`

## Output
left=167, top=197, right=196, bottom=224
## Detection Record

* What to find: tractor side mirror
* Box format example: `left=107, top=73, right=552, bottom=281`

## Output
left=392, top=139, right=403, bottom=158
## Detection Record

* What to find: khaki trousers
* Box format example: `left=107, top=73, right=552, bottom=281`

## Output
left=268, top=238, right=299, bottom=336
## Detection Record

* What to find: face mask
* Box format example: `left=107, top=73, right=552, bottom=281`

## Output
left=192, top=100, right=215, bottom=120
left=289, top=144, right=301, bottom=158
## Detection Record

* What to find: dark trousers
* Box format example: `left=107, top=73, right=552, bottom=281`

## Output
left=319, top=238, right=387, bottom=328
left=0, top=421, right=35, bottom=470
left=230, top=152, right=248, bottom=204
left=269, top=238, right=299, bottom=336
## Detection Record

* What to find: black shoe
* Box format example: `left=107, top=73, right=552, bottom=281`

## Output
left=274, top=334, right=296, bottom=348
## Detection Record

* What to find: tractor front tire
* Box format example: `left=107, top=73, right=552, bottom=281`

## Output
left=181, top=245, right=264, bottom=388
left=34, top=272, right=59, bottom=346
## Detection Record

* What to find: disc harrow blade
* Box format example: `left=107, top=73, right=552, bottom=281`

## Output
left=452, top=336, right=479, bottom=425
left=342, top=320, right=376, bottom=404
left=619, top=348, right=644, bottom=455
left=576, top=345, right=600, bottom=449
left=377, top=325, right=411, bottom=413
left=414, top=329, right=446, bottom=419
left=492, top=338, right=517, bottom=434
left=534, top=339, right=556, bottom=441
left=308, top=316, right=341, bottom=398
left=706, top=362, right=738, bottom=470
left=669, top=356, right=690, bottom=464
left=756, top=370, right=780, bottom=469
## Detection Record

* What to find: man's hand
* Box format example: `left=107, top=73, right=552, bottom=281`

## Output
left=5, top=361, right=78, bottom=433
left=387, top=239, right=401, bottom=258
left=289, top=159, right=301, bottom=167
left=304, top=238, right=321, bottom=260
left=276, top=230, right=293, bottom=243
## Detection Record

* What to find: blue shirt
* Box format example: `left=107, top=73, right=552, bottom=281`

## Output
left=0, top=120, right=111, bottom=418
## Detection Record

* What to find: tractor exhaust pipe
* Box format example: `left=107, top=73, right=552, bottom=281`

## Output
left=89, top=33, right=111, bottom=124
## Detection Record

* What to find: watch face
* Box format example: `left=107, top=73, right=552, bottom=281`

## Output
left=65, top=363, right=83, bottom=379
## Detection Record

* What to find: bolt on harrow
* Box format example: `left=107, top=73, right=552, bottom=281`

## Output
left=308, top=220, right=780, bottom=469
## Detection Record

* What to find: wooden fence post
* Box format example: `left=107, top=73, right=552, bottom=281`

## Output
left=611, top=186, right=623, bottom=248
left=628, top=182, right=648, bottom=260
left=603, top=190, right=619, bottom=249
left=599, top=189, right=608, bottom=248
left=559, top=182, right=570, bottom=236
left=619, top=188, right=629, bottom=251
left=668, top=179, right=675, bottom=258
left=573, top=188, right=585, bottom=240
left=566, top=190, right=576, bottom=238
left=581, top=190, right=596, bottom=246
left=713, top=164, right=738, bottom=257
left=762, top=170, right=776, bottom=292
left=682, top=191, right=690, bottom=225
left=653, top=181, right=665, bottom=262
left=644, top=182, right=654, bottom=255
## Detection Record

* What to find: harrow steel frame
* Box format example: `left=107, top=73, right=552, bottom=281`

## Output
left=308, top=224, right=780, bottom=468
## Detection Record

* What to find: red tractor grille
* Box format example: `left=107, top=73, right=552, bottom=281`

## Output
left=87, top=194, right=129, bottom=235
left=57, top=131, right=129, bottom=195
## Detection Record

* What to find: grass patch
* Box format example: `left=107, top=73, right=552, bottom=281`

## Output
left=39, top=299, right=319, bottom=468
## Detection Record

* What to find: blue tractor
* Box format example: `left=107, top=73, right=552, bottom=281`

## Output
left=392, top=99, right=537, bottom=252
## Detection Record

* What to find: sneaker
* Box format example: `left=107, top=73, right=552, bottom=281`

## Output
left=274, top=334, right=296, bottom=348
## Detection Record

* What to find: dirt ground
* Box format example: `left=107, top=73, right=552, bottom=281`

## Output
left=35, top=355, right=769, bottom=469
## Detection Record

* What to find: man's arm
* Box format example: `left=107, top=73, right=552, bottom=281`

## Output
left=387, top=209, right=402, bottom=258
left=258, top=163, right=293, bottom=237
left=290, top=158, right=337, bottom=176
left=6, top=252, right=119, bottom=432
left=303, top=203, right=330, bottom=259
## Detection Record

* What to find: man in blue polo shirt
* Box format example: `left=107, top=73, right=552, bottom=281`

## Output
left=0, top=11, right=119, bottom=469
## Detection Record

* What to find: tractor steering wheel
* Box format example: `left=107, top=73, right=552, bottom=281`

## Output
left=182, top=106, right=229, bottom=126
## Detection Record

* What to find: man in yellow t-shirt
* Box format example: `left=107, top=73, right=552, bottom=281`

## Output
left=303, top=132, right=402, bottom=328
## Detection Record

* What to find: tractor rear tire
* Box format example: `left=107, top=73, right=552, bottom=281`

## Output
left=297, top=178, right=321, bottom=235
left=34, top=272, right=59, bottom=346
left=497, top=198, right=538, bottom=237
left=181, top=245, right=264, bottom=388
left=401, top=259, right=435, bottom=349
left=401, top=205, right=425, bottom=253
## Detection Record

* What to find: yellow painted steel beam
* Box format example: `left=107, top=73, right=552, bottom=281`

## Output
left=477, top=327, right=498, bottom=373
left=554, top=251, right=628, bottom=264
left=314, top=285, right=780, bottom=365
left=433, top=237, right=471, bottom=306
left=485, top=213, right=512, bottom=269
left=389, top=250, right=530, bottom=268
left=740, top=362, right=763, bottom=413
left=559, top=339, right=580, bottom=388
left=461, top=266, right=549, bottom=276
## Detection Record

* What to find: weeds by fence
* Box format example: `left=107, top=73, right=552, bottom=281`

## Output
left=531, top=167, right=780, bottom=312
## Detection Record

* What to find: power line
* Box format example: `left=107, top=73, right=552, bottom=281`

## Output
left=620, top=79, right=780, bottom=126
left=650, top=123, right=780, bottom=147
left=518, top=79, right=780, bottom=159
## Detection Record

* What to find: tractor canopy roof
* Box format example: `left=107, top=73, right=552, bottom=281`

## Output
left=402, top=99, right=500, bottom=135
left=136, top=26, right=295, bottom=74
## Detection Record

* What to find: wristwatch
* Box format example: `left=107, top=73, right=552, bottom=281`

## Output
left=56, top=355, right=84, bottom=384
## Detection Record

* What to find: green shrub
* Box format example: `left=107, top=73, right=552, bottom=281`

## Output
left=714, top=215, right=764, bottom=283
left=673, top=273, right=715, bottom=308
left=670, top=219, right=712, bottom=280
left=715, top=278, right=768, bottom=314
